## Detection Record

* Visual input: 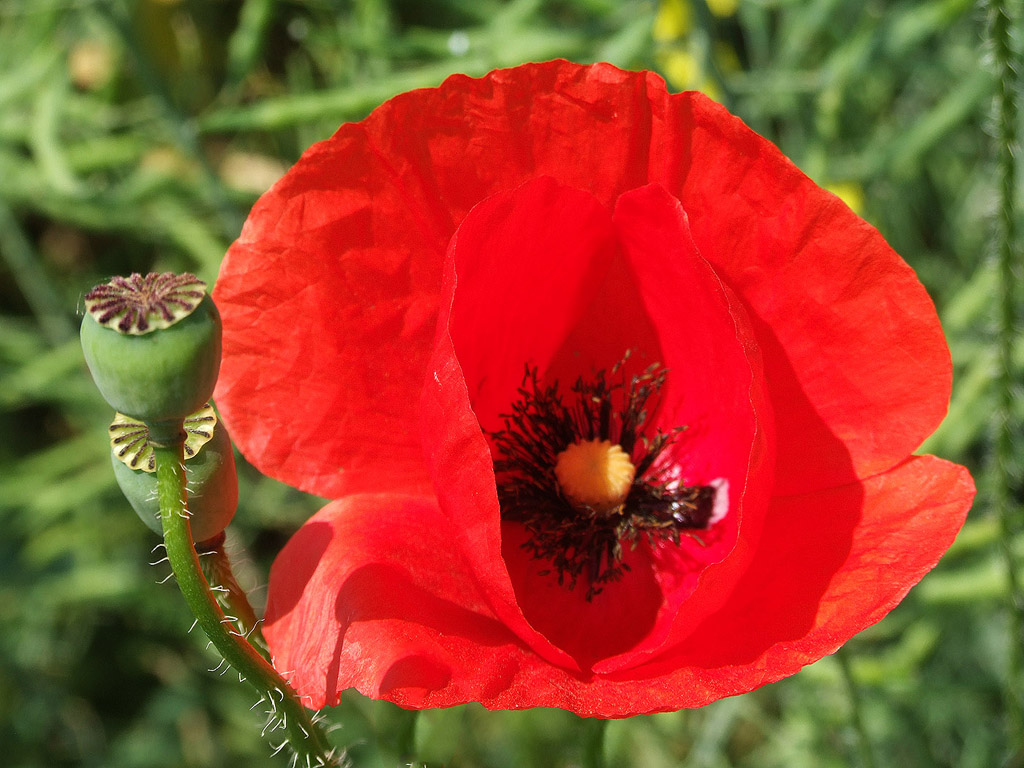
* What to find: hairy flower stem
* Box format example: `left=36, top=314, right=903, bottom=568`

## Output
left=989, top=0, right=1024, bottom=743
left=154, top=439, right=338, bottom=766
left=199, top=535, right=268, bottom=657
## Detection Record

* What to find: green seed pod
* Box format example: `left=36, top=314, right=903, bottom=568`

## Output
left=109, top=404, right=238, bottom=542
left=81, top=273, right=221, bottom=434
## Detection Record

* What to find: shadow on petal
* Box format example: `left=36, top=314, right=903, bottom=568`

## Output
left=332, top=562, right=515, bottom=648
left=666, top=330, right=862, bottom=669
left=264, top=520, right=333, bottom=623
left=379, top=655, right=452, bottom=699
left=323, top=561, right=520, bottom=703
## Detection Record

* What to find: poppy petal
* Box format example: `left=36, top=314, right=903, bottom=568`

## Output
left=213, top=62, right=680, bottom=499
left=216, top=60, right=975, bottom=717
left=673, top=95, right=952, bottom=494
left=419, top=178, right=620, bottom=670
left=592, top=455, right=976, bottom=713
left=422, top=178, right=772, bottom=668
left=264, top=456, right=972, bottom=715
left=586, top=184, right=775, bottom=671
left=212, top=155, right=446, bottom=499
left=262, top=494, right=526, bottom=710
left=444, top=176, right=623, bottom=435
left=216, top=61, right=949, bottom=500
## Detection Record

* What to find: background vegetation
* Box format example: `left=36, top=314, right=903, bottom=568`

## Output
left=0, top=0, right=1019, bottom=766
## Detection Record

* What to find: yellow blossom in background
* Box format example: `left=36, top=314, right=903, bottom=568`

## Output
left=68, top=40, right=115, bottom=90
left=219, top=152, right=288, bottom=195
left=706, top=0, right=739, bottom=18
left=657, top=48, right=724, bottom=101
left=653, top=0, right=691, bottom=42
left=661, top=49, right=699, bottom=89
left=697, top=78, right=722, bottom=102
left=826, top=182, right=866, bottom=215
left=654, top=0, right=735, bottom=102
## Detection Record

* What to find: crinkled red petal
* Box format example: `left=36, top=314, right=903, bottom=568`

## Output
left=591, top=184, right=774, bottom=672
left=628, top=455, right=975, bottom=691
left=421, top=178, right=770, bottom=669
left=263, top=494, right=529, bottom=709
left=212, top=165, right=443, bottom=499
left=218, top=60, right=971, bottom=716
left=264, top=456, right=972, bottom=715
left=215, top=60, right=950, bottom=501
left=671, top=96, right=952, bottom=493
left=213, top=62, right=677, bottom=499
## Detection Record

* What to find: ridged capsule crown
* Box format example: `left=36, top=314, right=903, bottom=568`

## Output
left=80, top=272, right=222, bottom=430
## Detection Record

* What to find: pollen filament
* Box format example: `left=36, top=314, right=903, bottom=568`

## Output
left=555, top=439, right=636, bottom=515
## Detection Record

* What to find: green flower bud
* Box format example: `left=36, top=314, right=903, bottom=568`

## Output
left=81, top=273, right=221, bottom=435
left=109, top=404, right=238, bottom=542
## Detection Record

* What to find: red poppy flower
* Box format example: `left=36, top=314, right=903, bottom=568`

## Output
left=213, top=60, right=975, bottom=717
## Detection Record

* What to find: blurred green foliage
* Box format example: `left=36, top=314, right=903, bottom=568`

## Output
left=0, top=0, right=1019, bottom=766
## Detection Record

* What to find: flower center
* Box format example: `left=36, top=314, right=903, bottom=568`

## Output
left=554, top=439, right=635, bottom=515
left=489, top=356, right=719, bottom=599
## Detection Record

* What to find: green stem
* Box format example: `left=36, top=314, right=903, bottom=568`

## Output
left=581, top=718, right=608, bottom=768
left=989, top=0, right=1023, bottom=744
left=198, top=533, right=268, bottom=658
left=837, top=648, right=877, bottom=768
left=154, top=439, right=339, bottom=766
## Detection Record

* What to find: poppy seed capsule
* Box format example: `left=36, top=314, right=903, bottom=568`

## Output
left=80, top=273, right=221, bottom=435
left=110, top=406, right=238, bottom=542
